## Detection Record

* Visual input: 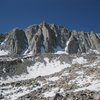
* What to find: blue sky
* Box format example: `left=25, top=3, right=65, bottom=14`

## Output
left=0, top=0, right=100, bottom=33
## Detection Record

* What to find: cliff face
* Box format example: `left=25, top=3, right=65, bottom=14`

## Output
left=0, top=22, right=100, bottom=55
left=0, top=28, right=28, bottom=55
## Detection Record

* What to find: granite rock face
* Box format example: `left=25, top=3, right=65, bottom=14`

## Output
left=0, top=22, right=100, bottom=55
left=25, top=22, right=100, bottom=55
left=0, top=28, right=28, bottom=55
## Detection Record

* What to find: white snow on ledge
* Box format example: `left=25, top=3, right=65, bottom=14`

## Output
left=92, top=50, right=100, bottom=54
left=43, top=88, right=59, bottom=98
left=54, top=46, right=69, bottom=54
left=72, top=57, right=87, bottom=64
left=0, top=57, right=71, bottom=84
left=0, top=50, right=9, bottom=56
left=73, top=80, right=100, bottom=92
left=47, top=76, right=60, bottom=81
left=87, top=49, right=100, bottom=54
left=27, top=57, right=71, bottom=79
left=0, top=81, right=44, bottom=100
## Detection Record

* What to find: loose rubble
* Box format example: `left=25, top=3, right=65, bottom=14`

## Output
left=0, top=54, right=100, bottom=100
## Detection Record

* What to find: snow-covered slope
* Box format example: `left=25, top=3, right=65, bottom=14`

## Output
left=0, top=57, right=71, bottom=84
left=0, top=54, right=100, bottom=100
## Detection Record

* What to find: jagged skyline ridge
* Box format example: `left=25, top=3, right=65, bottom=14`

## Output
left=0, top=22, right=100, bottom=55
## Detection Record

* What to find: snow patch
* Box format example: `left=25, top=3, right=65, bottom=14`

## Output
left=0, top=50, right=9, bottom=56
left=48, top=77, right=59, bottom=81
left=83, top=59, right=100, bottom=68
left=54, top=46, right=64, bottom=52
left=23, top=48, right=29, bottom=55
left=0, top=39, right=7, bottom=46
left=0, top=58, right=71, bottom=84
left=65, top=40, right=70, bottom=53
left=69, top=74, right=96, bottom=87
left=74, top=80, right=100, bottom=92
left=83, top=63, right=97, bottom=67
left=27, top=58, right=71, bottom=79
left=1, top=81, right=44, bottom=100
left=61, top=72, right=69, bottom=77
left=72, top=57, right=87, bottom=64
left=3, top=68, right=6, bottom=73
left=76, top=71, right=84, bottom=75
left=59, top=88, right=64, bottom=94
left=28, top=51, right=33, bottom=55
left=43, top=88, right=59, bottom=98
left=92, top=50, right=100, bottom=54
left=54, top=46, right=68, bottom=54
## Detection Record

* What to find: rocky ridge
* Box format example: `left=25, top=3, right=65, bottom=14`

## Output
left=0, top=22, right=100, bottom=55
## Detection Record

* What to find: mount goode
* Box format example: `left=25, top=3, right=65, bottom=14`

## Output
left=0, top=22, right=100, bottom=55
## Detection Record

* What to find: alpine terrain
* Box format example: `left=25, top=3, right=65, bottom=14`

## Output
left=0, top=22, right=100, bottom=100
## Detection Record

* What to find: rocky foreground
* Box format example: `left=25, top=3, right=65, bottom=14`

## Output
left=0, top=54, right=100, bottom=100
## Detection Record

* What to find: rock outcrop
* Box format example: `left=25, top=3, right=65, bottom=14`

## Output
left=0, top=22, right=100, bottom=55
left=25, top=22, right=100, bottom=55
left=0, top=28, right=28, bottom=55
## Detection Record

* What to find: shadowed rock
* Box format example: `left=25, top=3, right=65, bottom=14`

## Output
left=0, top=28, right=28, bottom=55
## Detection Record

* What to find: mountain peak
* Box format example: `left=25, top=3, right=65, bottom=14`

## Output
left=40, top=21, right=49, bottom=26
left=0, top=23, right=100, bottom=55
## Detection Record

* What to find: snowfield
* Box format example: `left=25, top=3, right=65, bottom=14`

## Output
left=72, top=57, right=87, bottom=64
left=0, top=55, right=100, bottom=100
left=0, top=57, right=71, bottom=84
left=27, top=58, right=71, bottom=78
